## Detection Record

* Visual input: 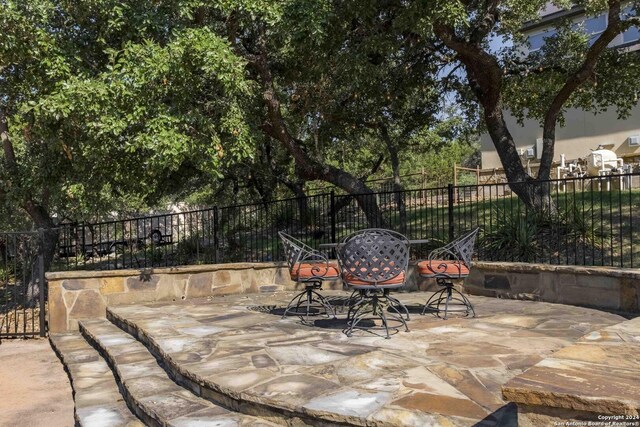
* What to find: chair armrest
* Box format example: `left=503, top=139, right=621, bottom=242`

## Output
left=428, top=246, right=458, bottom=263
left=291, top=248, right=336, bottom=279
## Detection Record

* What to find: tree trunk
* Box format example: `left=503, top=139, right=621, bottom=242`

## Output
left=248, top=174, right=274, bottom=210
left=483, top=106, right=555, bottom=211
left=434, top=0, right=622, bottom=212
left=324, top=168, right=386, bottom=227
left=296, top=193, right=310, bottom=228
left=329, top=194, right=354, bottom=221
left=281, top=179, right=311, bottom=227
left=1, top=108, right=59, bottom=271
left=252, top=52, right=387, bottom=227
left=433, top=25, right=544, bottom=209
left=380, top=125, right=406, bottom=234
left=24, top=201, right=58, bottom=273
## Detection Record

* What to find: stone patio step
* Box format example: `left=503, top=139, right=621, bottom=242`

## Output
left=502, top=316, right=640, bottom=419
left=50, top=332, right=143, bottom=427
left=79, top=318, right=280, bottom=427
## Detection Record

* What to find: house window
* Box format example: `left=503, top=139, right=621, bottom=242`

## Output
left=622, top=7, right=639, bottom=44
left=576, top=14, right=607, bottom=46
left=527, top=30, right=556, bottom=52
left=584, top=15, right=607, bottom=36
left=623, top=26, right=640, bottom=43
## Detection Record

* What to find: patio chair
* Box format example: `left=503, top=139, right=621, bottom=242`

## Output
left=278, top=232, right=339, bottom=321
left=417, top=228, right=480, bottom=319
left=337, top=229, right=410, bottom=339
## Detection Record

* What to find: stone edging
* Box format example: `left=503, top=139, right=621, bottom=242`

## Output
left=472, top=261, right=640, bottom=279
left=78, top=322, right=169, bottom=427
left=466, top=261, right=640, bottom=314
left=48, top=260, right=640, bottom=281
left=49, top=334, right=142, bottom=426
left=46, top=262, right=289, bottom=281
left=78, top=319, right=283, bottom=427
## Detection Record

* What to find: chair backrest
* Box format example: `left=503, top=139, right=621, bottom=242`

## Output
left=427, top=227, right=480, bottom=273
left=337, top=229, right=409, bottom=284
left=278, top=231, right=326, bottom=270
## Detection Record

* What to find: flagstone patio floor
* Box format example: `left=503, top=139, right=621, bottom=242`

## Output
left=99, top=290, right=635, bottom=426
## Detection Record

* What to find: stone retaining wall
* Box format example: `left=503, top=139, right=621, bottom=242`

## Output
left=466, top=261, right=640, bottom=314
left=46, top=263, right=298, bottom=333
left=49, top=259, right=638, bottom=333
left=46, top=262, right=440, bottom=333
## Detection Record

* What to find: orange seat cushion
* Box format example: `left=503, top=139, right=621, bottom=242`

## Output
left=290, top=262, right=340, bottom=280
left=342, top=271, right=406, bottom=287
left=418, top=260, right=469, bottom=277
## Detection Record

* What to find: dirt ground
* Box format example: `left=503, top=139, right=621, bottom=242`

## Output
left=0, top=338, right=74, bottom=427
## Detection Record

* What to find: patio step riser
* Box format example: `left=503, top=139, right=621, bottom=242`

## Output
left=80, top=318, right=286, bottom=427
left=49, top=338, right=81, bottom=426
left=102, top=315, right=211, bottom=400
left=105, top=311, right=253, bottom=414
left=49, top=333, right=144, bottom=427
left=105, top=308, right=352, bottom=427
left=79, top=322, right=167, bottom=427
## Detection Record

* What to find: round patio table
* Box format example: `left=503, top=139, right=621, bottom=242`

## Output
left=318, top=239, right=430, bottom=249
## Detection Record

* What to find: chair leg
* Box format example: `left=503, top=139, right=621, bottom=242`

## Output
left=450, top=287, right=476, bottom=318
left=440, top=286, right=476, bottom=319
left=343, top=289, right=359, bottom=313
left=282, top=283, right=335, bottom=320
left=282, top=289, right=307, bottom=319
left=422, top=287, right=447, bottom=315
left=345, top=292, right=409, bottom=338
left=443, top=286, right=452, bottom=320
left=377, top=297, right=391, bottom=339
left=386, top=294, right=410, bottom=321
left=348, top=297, right=369, bottom=325
left=346, top=301, right=370, bottom=337
left=311, top=289, right=336, bottom=319
left=304, top=288, right=313, bottom=322
left=423, top=281, right=475, bottom=319
left=383, top=294, right=409, bottom=334
left=347, top=290, right=366, bottom=321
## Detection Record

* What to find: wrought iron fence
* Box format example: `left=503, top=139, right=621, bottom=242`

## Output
left=0, top=231, right=46, bottom=338
left=330, top=173, right=640, bottom=267
left=53, top=194, right=334, bottom=271
left=51, top=173, right=640, bottom=271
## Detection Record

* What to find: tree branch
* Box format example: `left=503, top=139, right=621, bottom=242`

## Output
left=434, top=22, right=529, bottom=184
left=362, top=154, right=385, bottom=181
left=538, top=0, right=623, bottom=180
left=434, top=23, right=503, bottom=108
left=503, top=57, right=569, bottom=76
left=470, top=0, right=501, bottom=44
left=0, top=107, right=18, bottom=174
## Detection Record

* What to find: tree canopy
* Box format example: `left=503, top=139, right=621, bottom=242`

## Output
left=419, top=0, right=639, bottom=207
left=1, top=1, right=257, bottom=226
left=1, top=0, right=637, bottom=233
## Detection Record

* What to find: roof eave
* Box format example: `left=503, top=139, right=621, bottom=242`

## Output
left=521, top=5, right=586, bottom=32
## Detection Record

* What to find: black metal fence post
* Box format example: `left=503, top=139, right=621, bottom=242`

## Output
left=38, top=228, right=46, bottom=337
left=447, top=184, right=455, bottom=242
left=213, top=206, right=219, bottom=264
left=330, top=191, right=336, bottom=244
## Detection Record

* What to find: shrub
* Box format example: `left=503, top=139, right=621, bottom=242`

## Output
left=481, top=201, right=605, bottom=264
left=482, top=208, right=542, bottom=262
